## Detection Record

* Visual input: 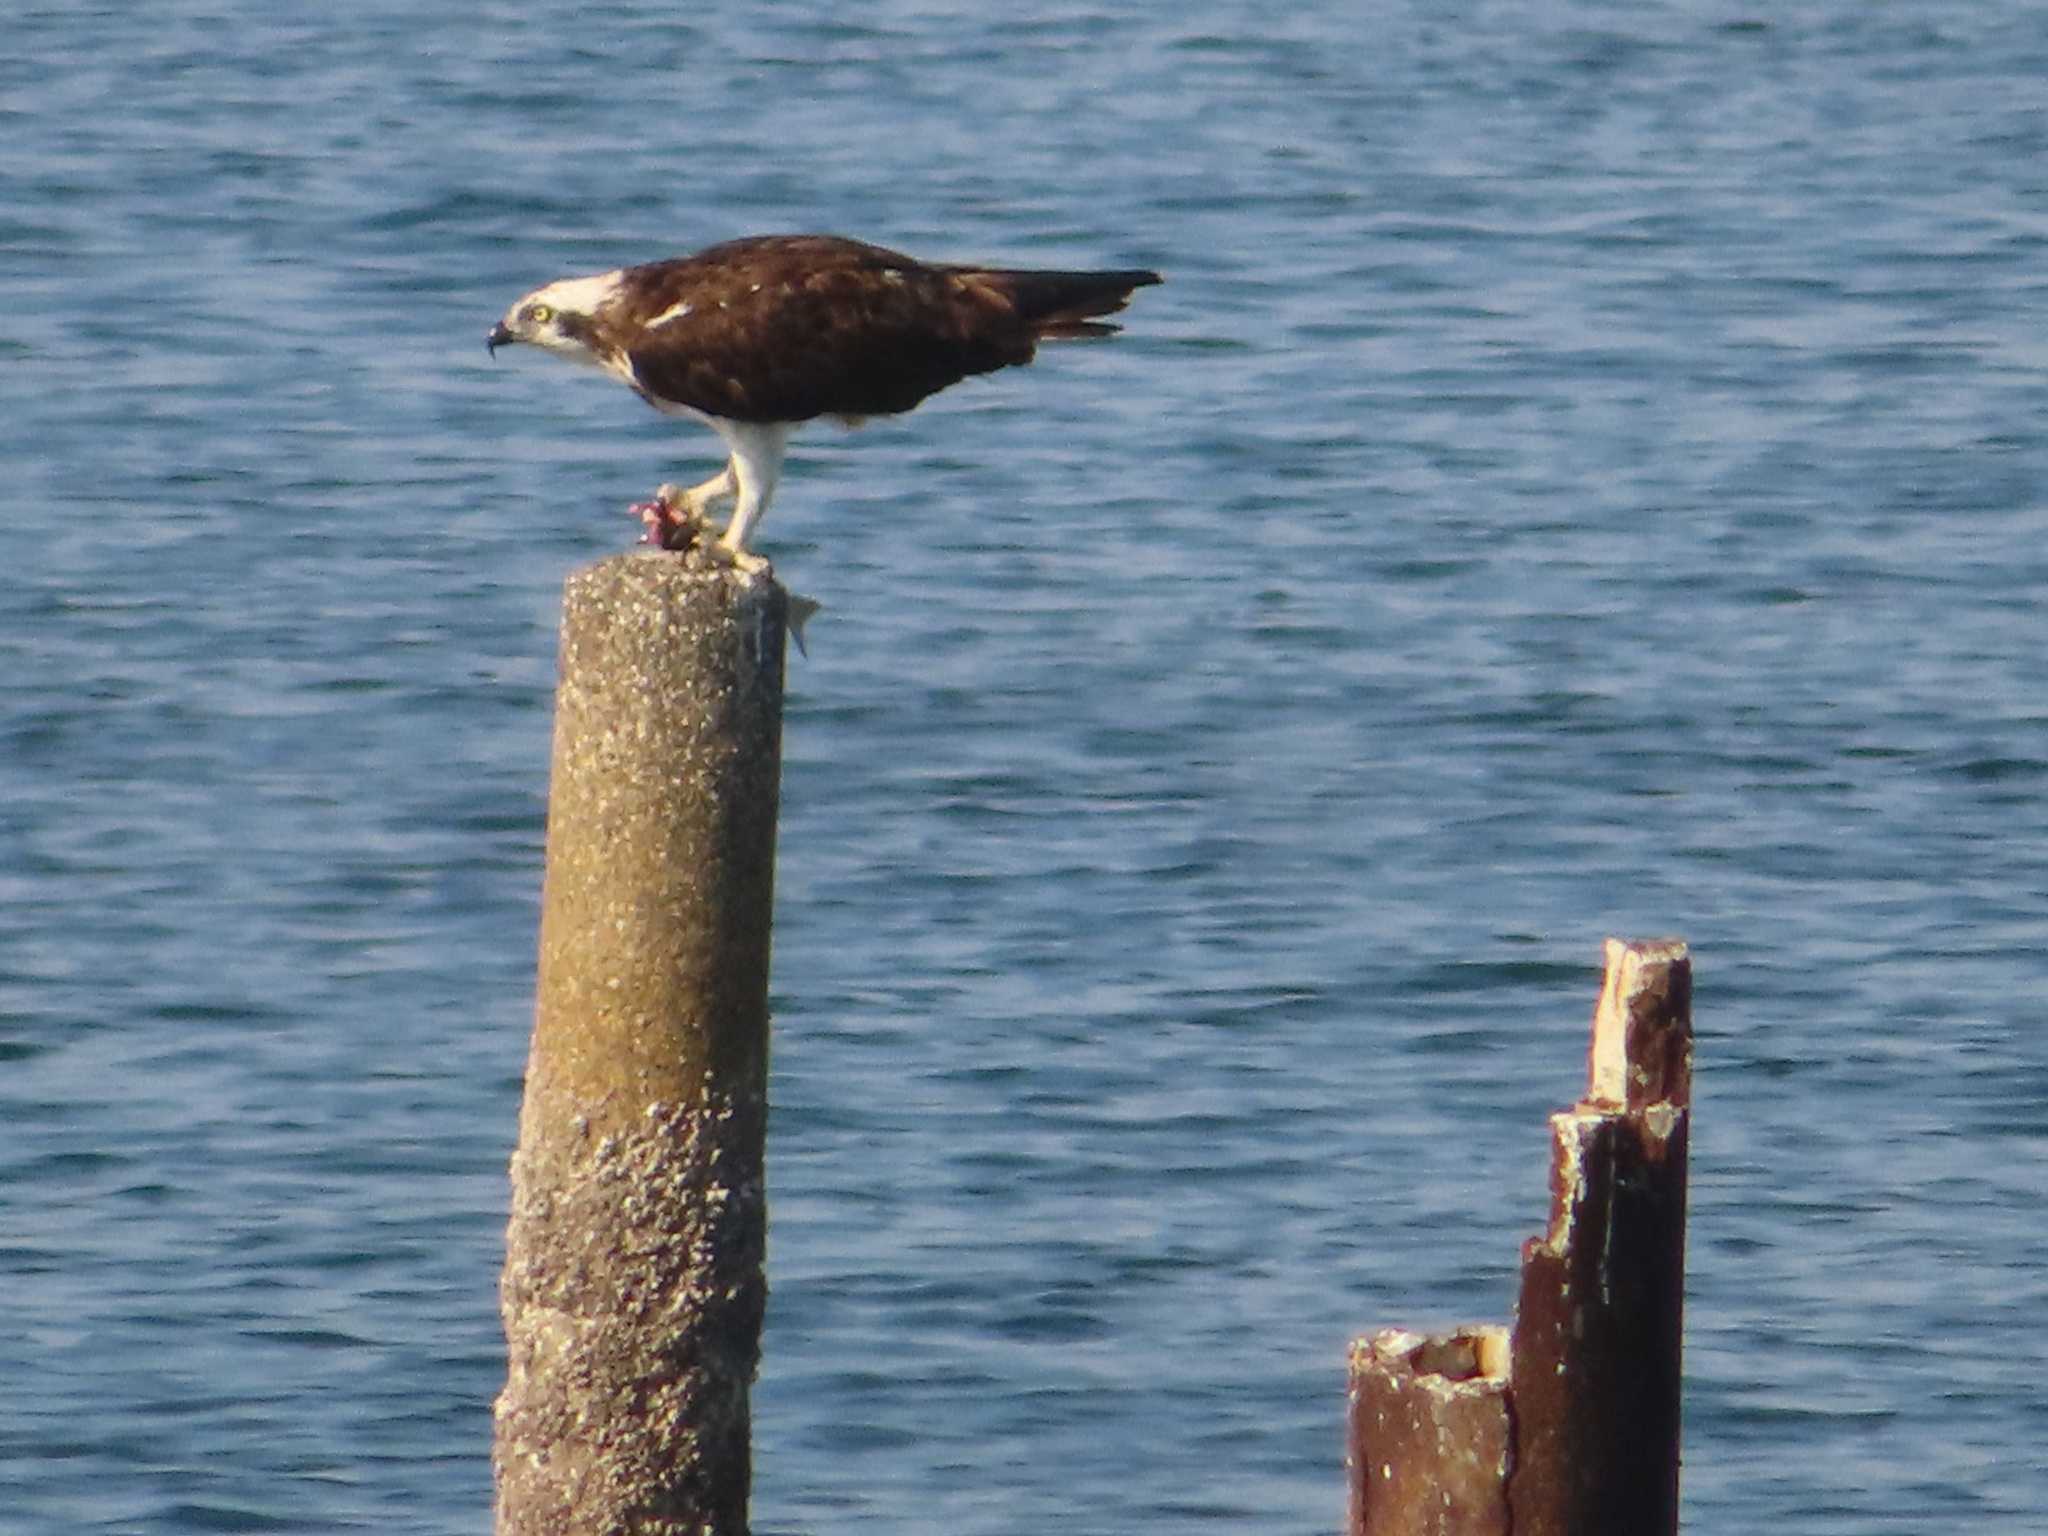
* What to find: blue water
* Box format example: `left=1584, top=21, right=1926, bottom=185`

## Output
left=6, top=3, right=2048, bottom=1531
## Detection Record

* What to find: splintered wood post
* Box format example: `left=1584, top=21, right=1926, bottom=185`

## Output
left=1509, top=936, right=1691, bottom=1536
left=1348, top=1328, right=1513, bottom=1536
left=1348, top=937, right=1692, bottom=1536
left=494, top=552, right=789, bottom=1536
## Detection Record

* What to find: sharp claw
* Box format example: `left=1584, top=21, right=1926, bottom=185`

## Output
left=626, top=488, right=730, bottom=553
left=623, top=487, right=769, bottom=563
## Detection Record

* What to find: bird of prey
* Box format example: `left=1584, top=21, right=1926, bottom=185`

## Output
left=488, top=234, right=1161, bottom=570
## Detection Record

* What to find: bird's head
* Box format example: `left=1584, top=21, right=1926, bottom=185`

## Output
left=487, top=272, right=622, bottom=362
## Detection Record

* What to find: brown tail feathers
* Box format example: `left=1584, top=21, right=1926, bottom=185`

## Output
left=970, top=266, right=1164, bottom=339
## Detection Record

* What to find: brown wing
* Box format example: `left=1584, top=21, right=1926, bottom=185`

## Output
left=608, top=237, right=1022, bottom=422
left=604, top=235, right=1160, bottom=424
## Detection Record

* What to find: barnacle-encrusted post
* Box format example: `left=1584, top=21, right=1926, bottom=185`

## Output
left=495, top=551, right=787, bottom=1536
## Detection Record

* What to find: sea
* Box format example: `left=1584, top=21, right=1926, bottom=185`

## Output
left=5, top=2, right=2047, bottom=1531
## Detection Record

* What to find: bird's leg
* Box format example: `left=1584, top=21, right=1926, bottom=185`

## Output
left=719, top=488, right=772, bottom=570
left=666, top=462, right=737, bottom=516
left=714, top=423, right=791, bottom=576
left=715, top=497, right=774, bottom=575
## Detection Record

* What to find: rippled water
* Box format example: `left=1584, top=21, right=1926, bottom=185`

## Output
left=6, top=3, right=2048, bottom=1531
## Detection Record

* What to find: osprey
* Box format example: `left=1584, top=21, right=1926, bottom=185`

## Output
left=488, top=234, right=1161, bottom=569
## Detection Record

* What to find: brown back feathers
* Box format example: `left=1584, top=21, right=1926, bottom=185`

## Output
left=598, top=236, right=1161, bottom=426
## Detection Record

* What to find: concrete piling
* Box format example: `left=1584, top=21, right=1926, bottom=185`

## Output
left=488, top=555, right=1691, bottom=1535
left=1348, top=937, right=1693, bottom=1536
left=494, top=552, right=789, bottom=1536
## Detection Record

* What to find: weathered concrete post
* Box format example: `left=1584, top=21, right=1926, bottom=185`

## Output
left=1348, top=937, right=1692, bottom=1536
left=494, top=552, right=788, bottom=1536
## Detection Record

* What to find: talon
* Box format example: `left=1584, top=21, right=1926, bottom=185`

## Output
left=624, top=484, right=723, bottom=551
left=715, top=535, right=772, bottom=577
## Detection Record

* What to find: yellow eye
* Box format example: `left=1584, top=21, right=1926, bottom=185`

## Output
left=528, top=303, right=554, bottom=324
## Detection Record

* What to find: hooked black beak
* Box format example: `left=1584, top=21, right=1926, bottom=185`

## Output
left=487, top=321, right=515, bottom=356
